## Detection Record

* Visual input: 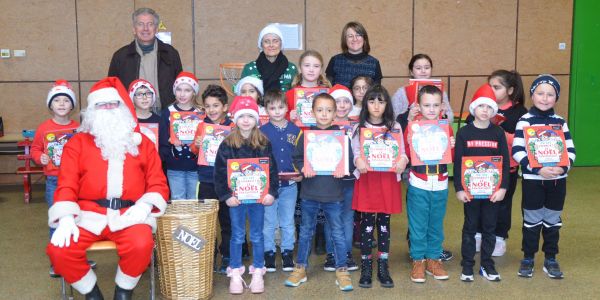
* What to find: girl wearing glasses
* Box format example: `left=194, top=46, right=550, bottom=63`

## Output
left=349, top=76, right=374, bottom=119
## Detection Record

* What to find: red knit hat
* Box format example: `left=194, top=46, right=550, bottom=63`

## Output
left=469, top=84, right=498, bottom=116
left=173, top=71, right=199, bottom=95
left=329, top=84, right=354, bottom=104
left=230, top=96, right=259, bottom=123
left=47, top=79, right=77, bottom=108
left=88, top=77, right=142, bottom=144
left=128, top=79, right=157, bottom=106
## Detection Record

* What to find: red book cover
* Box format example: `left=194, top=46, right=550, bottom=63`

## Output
left=406, top=119, right=452, bottom=166
left=259, top=114, right=270, bottom=126
left=139, top=123, right=159, bottom=151
left=196, top=123, right=233, bottom=166
left=303, top=130, right=349, bottom=175
left=491, top=114, right=507, bottom=126
left=227, top=157, right=270, bottom=204
left=332, top=119, right=359, bottom=138
left=294, top=88, right=329, bottom=127
left=359, top=127, right=403, bottom=172
left=278, top=172, right=301, bottom=181
left=523, top=125, right=569, bottom=168
left=408, top=79, right=444, bottom=105
left=169, top=111, right=203, bottom=145
left=43, top=128, right=77, bottom=172
left=461, top=156, right=503, bottom=199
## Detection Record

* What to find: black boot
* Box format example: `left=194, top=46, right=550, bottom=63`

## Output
left=113, top=285, right=133, bottom=300
left=314, top=223, right=326, bottom=255
left=85, top=284, right=104, bottom=300
left=359, top=258, right=373, bottom=288
left=377, top=258, right=394, bottom=288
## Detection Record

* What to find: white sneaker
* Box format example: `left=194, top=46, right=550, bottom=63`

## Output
left=475, top=233, right=482, bottom=252
left=492, top=236, right=506, bottom=257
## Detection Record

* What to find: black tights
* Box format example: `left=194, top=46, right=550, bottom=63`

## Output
left=360, top=212, right=391, bottom=257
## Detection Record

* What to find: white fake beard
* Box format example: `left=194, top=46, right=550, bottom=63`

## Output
left=80, top=105, right=139, bottom=160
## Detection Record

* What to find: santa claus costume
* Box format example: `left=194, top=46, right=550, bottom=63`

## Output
left=46, top=77, right=169, bottom=299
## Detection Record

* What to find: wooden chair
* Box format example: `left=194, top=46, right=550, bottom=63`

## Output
left=58, top=241, right=156, bottom=300
left=16, top=138, right=43, bottom=204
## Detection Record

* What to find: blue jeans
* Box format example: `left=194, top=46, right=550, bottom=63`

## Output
left=325, top=185, right=354, bottom=254
left=45, top=175, right=58, bottom=238
left=229, top=203, right=265, bottom=268
left=167, top=170, right=198, bottom=200
left=296, top=199, right=347, bottom=268
left=263, top=184, right=297, bottom=252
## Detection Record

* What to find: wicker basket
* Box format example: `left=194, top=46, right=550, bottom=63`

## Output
left=156, top=200, right=219, bottom=300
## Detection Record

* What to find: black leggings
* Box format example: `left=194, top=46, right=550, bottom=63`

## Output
left=360, top=213, right=391, bottom=257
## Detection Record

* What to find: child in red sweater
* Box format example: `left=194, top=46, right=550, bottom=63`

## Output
left=31, top=80, right=79, bottom=275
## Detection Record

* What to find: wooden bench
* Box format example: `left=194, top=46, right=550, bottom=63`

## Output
left=16, top=138, right=43, bottom=204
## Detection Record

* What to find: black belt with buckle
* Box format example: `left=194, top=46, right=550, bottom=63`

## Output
left=96, top=198, right=135, bottom=210
left=426, top=165, right=439, bottom=176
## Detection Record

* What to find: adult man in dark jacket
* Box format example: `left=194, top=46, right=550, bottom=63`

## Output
left=109, top=7, right=182, bottom=112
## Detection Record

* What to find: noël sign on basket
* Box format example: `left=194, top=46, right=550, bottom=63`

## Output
left=173, top=225, right=206, bottom=252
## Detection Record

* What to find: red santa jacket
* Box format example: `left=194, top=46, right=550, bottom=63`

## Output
left=48, top=132, right=169, bottom=235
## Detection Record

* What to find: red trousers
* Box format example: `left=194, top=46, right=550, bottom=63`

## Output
left=47, top=224, right=153, bottom=284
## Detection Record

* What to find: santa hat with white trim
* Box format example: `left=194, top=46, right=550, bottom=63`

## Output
left=47, top=79, right=77, bottom=108
left=128, top=79, right=157, bottom=106
left=469, top=84, right=498, bottom=116
left=173, top=71, right=199, bottom=95
left=329, top=84, right=354, bottom=104
left=230, top=96, right=260, bottom=123
left=235, top=75, right=264, bottom=96
left=87, top=77, right=142, bottom=145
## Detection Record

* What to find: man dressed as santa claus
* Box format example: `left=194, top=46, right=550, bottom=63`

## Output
left=46, top=77, right=169, bottom=300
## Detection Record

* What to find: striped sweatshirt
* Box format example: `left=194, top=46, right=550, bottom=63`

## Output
left=512, top=106, right=576, bottom=180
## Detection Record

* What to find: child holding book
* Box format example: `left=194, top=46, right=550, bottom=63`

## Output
left=260, top=90, right=302, bottom=272
left=190, top=84, right=248, bottom=273
left=31, top=80, right=79, bottom=276
left=349, top=76, right=373, bottom=119
left=392, top=53, right=453, bottom=262
left=454, top=84, right=510, bottom=282
left=352, top=85, right=408, bottom=288
left=129, top=79, right=161, bottom=124
left=214, top=96, right=280, bottom=294
left=159, top=71, right=203, bottom=200
left=405, top=85, right=454, bottom=283
left=321, top=84, right=359, bottom=272
left=285, top=49, right=332, bottom=255
left=285, top=93, right=354, bottom=291
left=466, top=70, right=528, bottom=256
left=286, top=50, right=332, bottom=122
left=392, top=54, right=452, bottom=130
left=513, top=75, right=575, bottom=279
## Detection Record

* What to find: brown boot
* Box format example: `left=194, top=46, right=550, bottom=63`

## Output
left=410, top=260, right=426, bottom=283
left=426, top=259, right=449, bottom=280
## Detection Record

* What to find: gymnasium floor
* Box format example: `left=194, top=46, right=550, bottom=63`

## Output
left=1, top=167, right=599, bottom=299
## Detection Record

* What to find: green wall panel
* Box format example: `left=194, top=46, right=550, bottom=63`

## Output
left=569, top=0, right=600, bottom=166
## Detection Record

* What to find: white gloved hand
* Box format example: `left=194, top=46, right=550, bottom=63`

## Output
left=50, top=215, right=79, bottom=248
left=122, top=202, right=153, bottom=223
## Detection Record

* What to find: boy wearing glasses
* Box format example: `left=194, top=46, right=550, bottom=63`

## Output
left=129, top=79, right=161, bottom=124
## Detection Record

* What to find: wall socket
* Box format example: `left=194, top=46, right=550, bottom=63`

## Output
left=13, top=50, right=26, bottom=57
left=559, top=42, right=567, bottom=50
